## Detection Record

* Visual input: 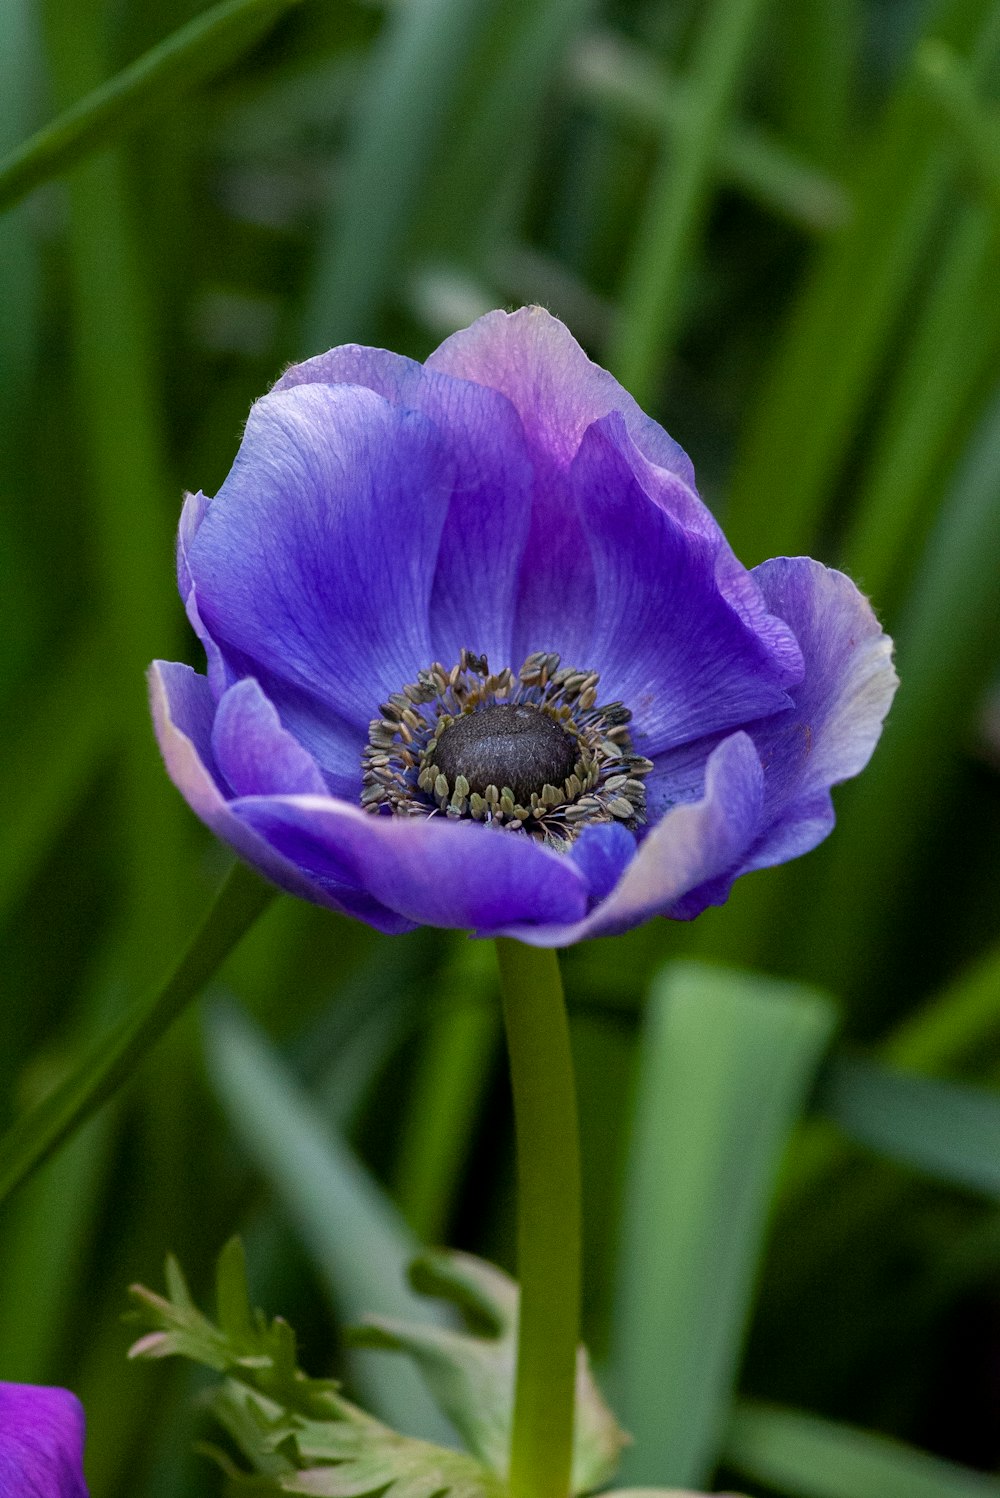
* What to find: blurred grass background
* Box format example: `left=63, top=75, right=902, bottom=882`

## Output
left=1, top=0, right=1000, bottom=1493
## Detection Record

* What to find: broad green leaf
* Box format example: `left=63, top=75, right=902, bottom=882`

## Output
left=725, top=1400, right=1000, bottom=1498
left=0, top=862, right=275, bottom=1206
left=352, top=1249, right=628, bottom=1494
left=203, top=1002, right=452, bottom=1443
left=817, top=1054, right=1000, bottom=1197
left=0, top=0, right=304, bottom=213
left=608, top=962, right=837, bottom=1489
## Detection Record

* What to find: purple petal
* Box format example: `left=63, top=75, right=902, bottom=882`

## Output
left=186, top=384, right=452, bottom=729
left=426, top=306, right=695, bottom=484
left=496, top=733, right=765, bottom=944
left=275, top=346, right=537, bottom=670
left=211, top=678, right=329, bottom=798
left=0, top=1383, right=88, bottom=1497
left=570, top=419, right=799, bottom=755
left=231, top=796, right=591, bottom=934
left=150, top=661, right=412, bottom=932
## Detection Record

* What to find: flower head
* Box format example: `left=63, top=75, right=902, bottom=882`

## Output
left=0, top=1383, right=89, bottom=1497
left=151, top=307, right=897, bottom=944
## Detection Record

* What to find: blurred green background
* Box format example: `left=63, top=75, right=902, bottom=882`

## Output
left=2, top=0, right=1000, bottom=1493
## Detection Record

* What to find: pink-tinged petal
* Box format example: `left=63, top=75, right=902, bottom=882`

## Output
left=231, top=796, right=591, bottom=934
left=426, top=305, right=695, bottom=483
left=497, top=733, right=765, bottom=944
left=211, top=678, right=329, bottom=798
left=0, top=1382, right=88, bottom=1497
left=186, top=384, right=453, bottom=729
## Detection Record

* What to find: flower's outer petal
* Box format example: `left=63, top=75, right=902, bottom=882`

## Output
left=737, top=556, right=899, bottom=870
left=274, top=346, right=535, bottom=670
left=151, top=662, right=413, bottom=932
left=211, top=678, right=329, bottom=798
left=496, top=733, right=766, bottom=945
left=186, top=384, right=452, bottom=730
left=571, top=420, right=797, bottom=756
left=231, top=796, right=591, bottom=934
left=425, top=305, right=695, bottom=484
left=0, top=1382, right=88, bottom=1497
left=176, top=489, right=208, bottom=600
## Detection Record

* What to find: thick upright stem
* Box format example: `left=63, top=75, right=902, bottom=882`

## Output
left=495, top=938, right=581, bottom=1498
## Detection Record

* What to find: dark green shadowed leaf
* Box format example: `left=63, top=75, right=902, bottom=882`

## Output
left=608, top=962, right=837, bottom=1489
left=0, top=0, right=304, bottom=213
left=725, top=1400, right=1000, bottom=1498
left=817, top=1053, right=1000, bottom=1197
left=352, top=1249, right=628, bottom=1494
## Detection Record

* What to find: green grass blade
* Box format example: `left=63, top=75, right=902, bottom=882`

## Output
left=723, top=0, right=1000, bottom=564
left=568, top=31, right=849, bottom=233
left=607, top=962, right=837, bottom=1488
left=301, top=0, right=491, bottom=347
left=885, top=938, right=1000, bottom=1072
left=203, top=1000, right=453, bottom=1443
left=841, top=199, right=1000, bottom=610
left=608, top=0, right=774, bottom=405
left=817, top=1055, right=1000, bottom=1197
left=0, top=862, right=275, bottom=1206
left=726, top=1399, right=1000, bottom=1498
left=777, top=0, right=857, bottom=168
left=0, top=0, right=302, bottom=213
left=917, top=38, right=1000, bottom=210
left=796, top=386, right=1000, bottom=996
left=392, top=942, right=499, bottom=1245
left=0, top=631, right=117, bottom=921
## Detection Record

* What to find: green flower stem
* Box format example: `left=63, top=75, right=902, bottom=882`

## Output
left=0, top=860, right=276, bottom=1207
left=495, top=939, right=581, bottom=1498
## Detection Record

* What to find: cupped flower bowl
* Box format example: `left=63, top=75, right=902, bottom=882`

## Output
left=151, top=306, right=897, bottom=944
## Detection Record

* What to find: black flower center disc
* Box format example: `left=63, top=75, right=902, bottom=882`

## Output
left=433, top=703, right=579, bottom=805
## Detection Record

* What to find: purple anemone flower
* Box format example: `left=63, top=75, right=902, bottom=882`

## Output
left=0, top=1383, right=88, bottom=1497
left=150, top=307, right=897, bottom=944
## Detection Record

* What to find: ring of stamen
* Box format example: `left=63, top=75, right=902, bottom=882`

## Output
left=361, top=649, right=652, bottom=850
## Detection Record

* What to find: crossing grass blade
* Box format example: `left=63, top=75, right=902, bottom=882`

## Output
left=0, top=0, right=303, bottom=213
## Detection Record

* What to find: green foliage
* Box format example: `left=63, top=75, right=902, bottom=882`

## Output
left=353, top=1250, right=628, bottom=1493
left=130, top=1241, right=506, bottom=1498
left=3, top=0, right=1000, bottom=1493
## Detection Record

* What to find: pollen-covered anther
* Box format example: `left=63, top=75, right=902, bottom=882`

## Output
left=360, top=648, right=650, bottom=849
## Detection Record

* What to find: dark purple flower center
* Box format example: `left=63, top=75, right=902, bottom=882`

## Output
left=361, top=650, right=652, bottom=850
left=432, top=703, right=579, bottom=806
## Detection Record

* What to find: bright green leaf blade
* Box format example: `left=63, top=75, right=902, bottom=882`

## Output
left=0, top=0, right=303, bottom=213
left=203, top=1001, right=453, bottom=1444
left=608, top=962, right=837, bottom=1489
left=353, top=1249, right=628, bottom=1494
left=725, top=1400, right=1000, bottom=1498
left=0, top=861, right=275, bottom=1206
left=818, top=1055, right=1000, bottom=1197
